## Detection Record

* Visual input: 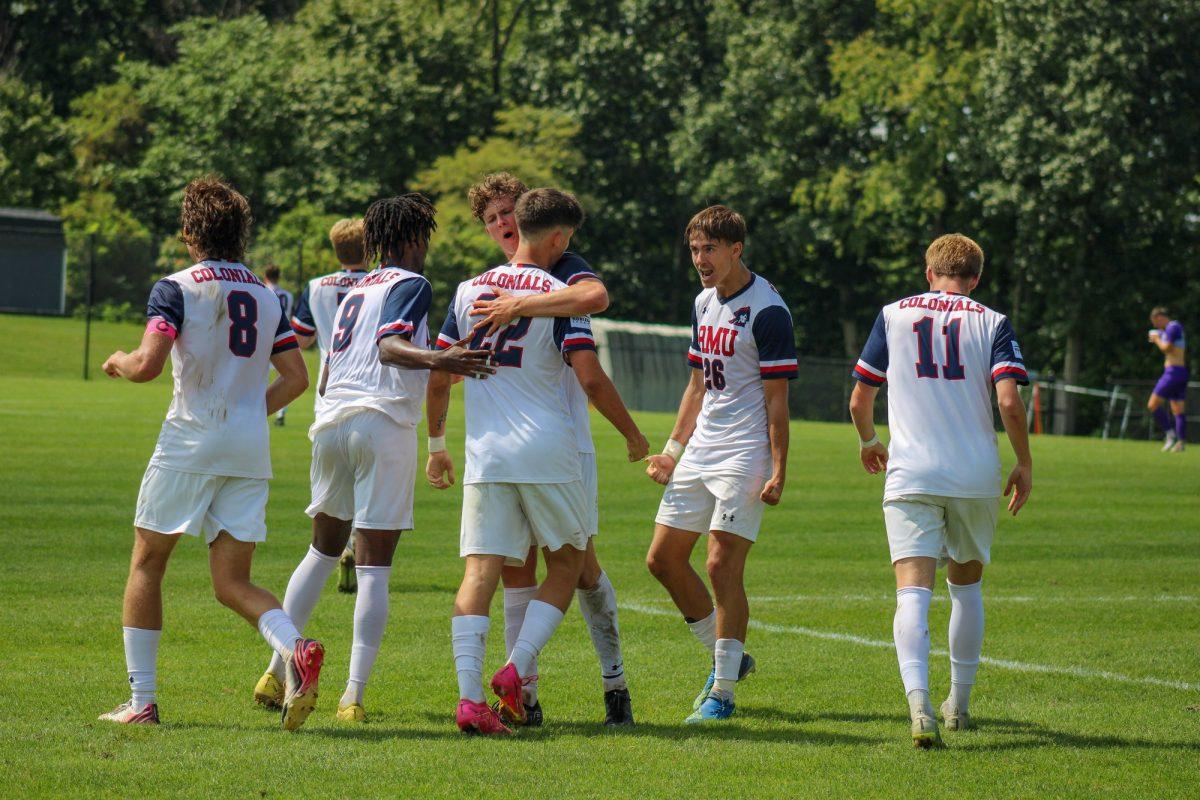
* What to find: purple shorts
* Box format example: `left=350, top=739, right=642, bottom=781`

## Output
left=1152, top=365, right=1189, bottom=401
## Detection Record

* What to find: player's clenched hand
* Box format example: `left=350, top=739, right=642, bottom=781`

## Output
left=470, top=288, right=521, bottom=337
left=102, top=351, right=125, bottom=378
left=434, top=335, right=497, bottom=379
left=1004, top=463, right=1032, bottom=516
left=645, top=453, right=676, bottom=485
left=626, top=431, right=650, bottom=462
left=426, top=451, right=456, bottom=489
left=860, top=442, right=888, bottom=474
left=759, top=474, right=784, bottom=506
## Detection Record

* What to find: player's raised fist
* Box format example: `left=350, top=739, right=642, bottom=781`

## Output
left=102, top=351, right=126, bottom=378
left=426, top=451, right=456, bottom=489
left=645, top=453, right=676, bottom=485
left=626, top=431, right=650, bottom=462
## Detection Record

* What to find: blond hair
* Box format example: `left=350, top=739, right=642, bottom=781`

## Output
left=329, top=218, right=365, bottom=266
left=925, top=234, right=984, bottom=279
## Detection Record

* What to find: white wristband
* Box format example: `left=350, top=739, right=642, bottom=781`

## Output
left=428, top=435, right=447, bottom=453
left=662, top=439, right=685, bottom=461
left=859, top=434, right=879, bottom=449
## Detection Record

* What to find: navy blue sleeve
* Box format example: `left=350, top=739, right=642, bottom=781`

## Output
left=291, top=284, right=315, bottom=335
left=688, top=302, right=702, bottom=369
left=551, top=251, right=604, bottom=286
left=377, top=278, right=433, bottom=343
left=853, top=310, right=888, bottom=386
left=146, top=279, right=184, bottom=337
left=753, top=305, right=798, bottom=379
left=554, top=315, right=597, bottom=354
left=434, top=295, right=460, bottom=350
left=990, top=317, right=1029, bottom=385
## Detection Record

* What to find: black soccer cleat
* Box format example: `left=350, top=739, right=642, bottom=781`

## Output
left=604, top=687, right=634, bottom=726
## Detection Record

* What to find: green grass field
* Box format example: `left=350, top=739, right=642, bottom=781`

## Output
left=1, top=313, right=1197, bottom=799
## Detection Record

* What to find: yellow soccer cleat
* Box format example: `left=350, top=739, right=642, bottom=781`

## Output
left=335, top=703, right=366, bottom=723
left=254, top=672, right=284, bottom=710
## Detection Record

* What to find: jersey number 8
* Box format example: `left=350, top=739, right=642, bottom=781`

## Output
left=227, top=291, right=258, bottom=358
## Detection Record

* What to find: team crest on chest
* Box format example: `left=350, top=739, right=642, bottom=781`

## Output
left=729, top=306, right=751, bottom=328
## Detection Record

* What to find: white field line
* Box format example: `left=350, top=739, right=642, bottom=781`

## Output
left=635, top=594, right=1200, bottom=605
left=619, top=601, right=1200, bottom=692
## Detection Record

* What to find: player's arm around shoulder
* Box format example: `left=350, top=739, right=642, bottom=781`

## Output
left=995, top=378, right=1032, bottom=516
left=470, top=276, right=608, bottom=335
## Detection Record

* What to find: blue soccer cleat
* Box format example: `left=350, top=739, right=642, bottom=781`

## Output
left=693, top=652, right=756, bottom=710
left=685, top=693, right=735, bottom=724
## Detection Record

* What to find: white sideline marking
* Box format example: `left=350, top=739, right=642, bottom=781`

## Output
left=620, top=602, right=1199, bottom=692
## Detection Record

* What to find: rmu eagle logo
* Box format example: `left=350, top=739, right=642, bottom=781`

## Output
left=729, top=306, right=751, bottom=328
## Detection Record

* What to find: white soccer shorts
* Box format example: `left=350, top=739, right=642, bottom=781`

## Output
left=306, top=409, right=416, bottom=530
left=654, top=463, right=767, bottom=542
left=135, top=464, right=268, bottom=544
left=460, top=481, right=590, bottom=565
left=882, top=494, right=999, bottom=565
left=580, top=451, right=599, bottom=537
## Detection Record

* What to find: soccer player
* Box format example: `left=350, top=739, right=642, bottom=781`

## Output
left=644, top=205, right=797, bottom=724
left=427, top=188, right=648, bottom=735
left=291, top=218, right=372, bottom=593
left=99, top=176, right=322, bottom=730
left=464, top=172, right=645, bottom=725
left=254, top=195, right=494, bottom=722
left=262, top=265, right=293, bottom=427
left=1147, top=307, right=1188, bottom=452
left=848, top=233, right=1032, bottom=748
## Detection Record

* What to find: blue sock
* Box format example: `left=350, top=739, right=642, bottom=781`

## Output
left=1153, top=407, right=1172, bottom=433
left=1175, top=413, right=1187, bottom=443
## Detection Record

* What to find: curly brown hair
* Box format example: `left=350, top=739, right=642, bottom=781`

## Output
left=468, top=172, right=528, bottom=220
left=179, top=175, right=252, bottom=262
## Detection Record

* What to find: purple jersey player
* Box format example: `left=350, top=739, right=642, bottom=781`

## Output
left=1147, top=306, right=1187, bottom=452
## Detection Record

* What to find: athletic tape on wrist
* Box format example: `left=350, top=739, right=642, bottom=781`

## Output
left=428, top=435, right=447, bottom=453
left=859, top=434, right=879, bottom=449
left=662, top=439, right=685, bottom=461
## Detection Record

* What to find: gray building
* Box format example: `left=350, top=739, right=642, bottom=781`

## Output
left=0, top=209, right=67, bottom=314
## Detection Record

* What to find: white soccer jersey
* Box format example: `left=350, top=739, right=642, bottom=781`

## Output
left=681, top=273, right=798, bottom=476
left=853, top=290, right=1029, bottom=500
left=314, top=265, right=432, bottom=432
left=145, top=260, right=299, bottom=479
left=291, top=268, right=370, bottom=363
left=435, top=263, right=596, bottom=485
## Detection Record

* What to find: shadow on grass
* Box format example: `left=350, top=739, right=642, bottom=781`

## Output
left=810, top=711, right=1200, bottom=752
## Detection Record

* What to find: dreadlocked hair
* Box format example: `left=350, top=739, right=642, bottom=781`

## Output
left=363, top=193, right=438, bottom=264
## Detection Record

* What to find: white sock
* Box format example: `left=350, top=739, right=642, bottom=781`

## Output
left=452, top=615, right=489, bottom=703
left=342, top=565, right=390, bottom=707
left=576, top=572, right=626, bottom=691
left=123, top=627, right=161, bottom=711
left=686, top=609, right=717, bottom=654
left=257, top=608, right=302, bottom=661
left=510, top=600, right=564, bottom=679
left=504, top=586, right=539, bottom=703
left=712, top=638, right=745, bottom=699
left=947, top=578, right=984, bottom=713
left=894, top=586, right=933, bottom=703
left=266, top=546, right=338, bottom=679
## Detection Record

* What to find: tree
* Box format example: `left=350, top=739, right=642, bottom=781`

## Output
left=61, top=191, right=156, bottom=317
left=413, top=105, right=583, bottom=302
left=0, top=75, right=71, bottom=209
left=247, top=202, right=343, bottom=291
left=981, top=0, right=1200, bottom=430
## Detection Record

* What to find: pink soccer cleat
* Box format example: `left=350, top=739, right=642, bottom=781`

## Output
left=490, top=662, right=533, bottom=725
left=456, top=699, right=512, bottom=735
left=281, top=638, right=325, bottom=731
left=98, top=700, right=160, bottom=725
